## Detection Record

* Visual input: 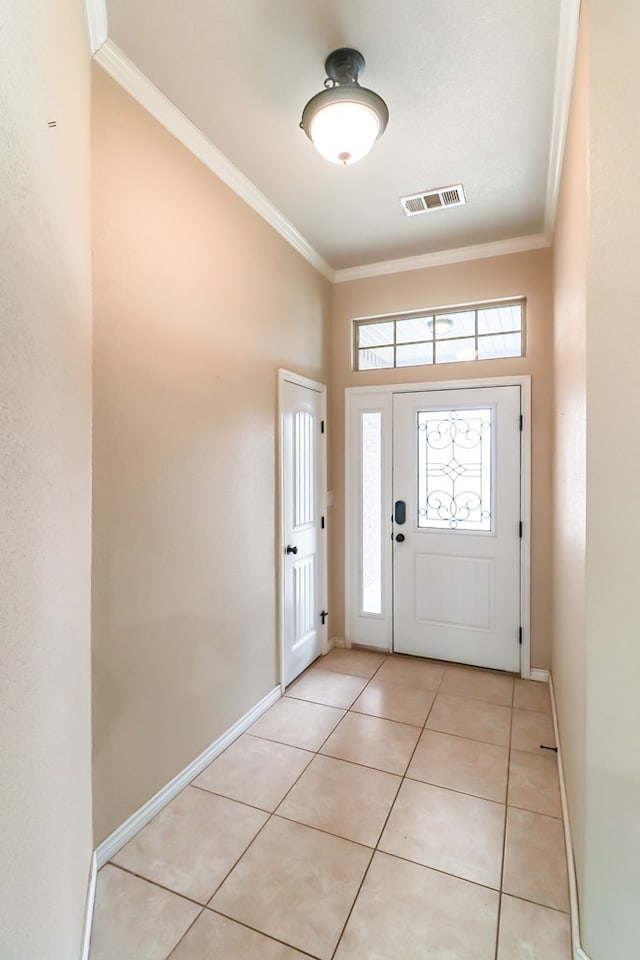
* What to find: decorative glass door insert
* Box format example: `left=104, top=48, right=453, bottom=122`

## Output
left=417, top=408, right=492, bottom=531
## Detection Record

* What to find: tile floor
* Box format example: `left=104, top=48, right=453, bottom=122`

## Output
left=90, top=650, right=571, bottom=960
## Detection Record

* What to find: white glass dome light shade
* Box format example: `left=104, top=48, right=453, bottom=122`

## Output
left=309, top=100, right=380, bottom=165
left=301, top=85, right=389, bottom=165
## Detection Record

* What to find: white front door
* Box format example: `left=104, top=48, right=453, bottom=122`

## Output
left=280, top=374, right=326, bottom=686
left=392, top=386, right=521, bottom=671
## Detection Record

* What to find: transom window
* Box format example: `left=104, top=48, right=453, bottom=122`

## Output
left=354, top=300, right=524, bottom=371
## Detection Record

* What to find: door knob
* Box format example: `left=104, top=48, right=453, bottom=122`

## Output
left=395, top=533, right=405, bottom=543
left=286, top=545, right=298, bottom=555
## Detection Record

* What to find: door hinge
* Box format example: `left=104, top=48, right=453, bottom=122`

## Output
left=321, top=516, right=325, bottom=529
left=320, top=420, right=325, bottom=434
left=519, top=521, right=523, bottom=538
left=519, top=414, right=523, bottom=431
left=320, top=610, right=328, bottom=625
left=519, top=627, right=523, bottom=645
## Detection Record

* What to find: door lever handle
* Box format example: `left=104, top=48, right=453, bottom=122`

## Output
left=285, top=544, right=298, bottom=555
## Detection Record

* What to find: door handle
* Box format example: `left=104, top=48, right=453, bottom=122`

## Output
left=285, top=544, right=298, bottom=555
left=394, top=500, right=406, bottom=524
left=395, top=533, right=405, bottom=543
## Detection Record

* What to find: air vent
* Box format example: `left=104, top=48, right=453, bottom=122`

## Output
left=400, top=183, right=466, bottom=217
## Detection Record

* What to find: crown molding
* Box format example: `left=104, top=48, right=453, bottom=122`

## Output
left=544, top=0, right=581, bottom=236
left=90, top=11, right=570, bottom=286
left=94, top=40, right=335, bottom=282
left=333, top=233, right=551, bottom=284
left=84, top=0, right=108, bottom=55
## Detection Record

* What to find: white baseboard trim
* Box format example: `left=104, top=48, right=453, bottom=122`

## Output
left=330, top=636, right=346, bottom=648
left=548, top=674, right=592, bottom=960
left=95, top=686, right=281, bottom=867
left=79, top=851, right=97, bottom=960
left=529, top=667, right=550, bottom=682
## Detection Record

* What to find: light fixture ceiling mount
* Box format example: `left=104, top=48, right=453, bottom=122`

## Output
left=300, top=48, right=389, bottom=166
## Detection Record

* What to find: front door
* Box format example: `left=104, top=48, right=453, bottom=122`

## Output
left=280, top=374, right=326, bottom=686
left=392, top=385, right=521, bottom=671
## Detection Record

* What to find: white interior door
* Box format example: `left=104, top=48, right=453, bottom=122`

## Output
left=281, top=374, right=326, bottom=686
left=393, top=386, right=521, bottom=671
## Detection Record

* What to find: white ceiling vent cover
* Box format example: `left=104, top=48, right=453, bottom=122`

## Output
left=401, top=183, right=466, bottom=217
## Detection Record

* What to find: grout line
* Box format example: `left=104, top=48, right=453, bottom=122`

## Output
left=242, top=732, right=317, bottom=751
left=329, top=663, right=444, bottom=959
left=494, top=681, right=515, bottom=960
left=106, top=862, right=206, bottom=908
left=204, top=906, right=323, bottom=959
left=205, top=812, right=275, bottom=905
left=327, top=849, right=376, bottom=959
left=269, top=811, right=379, bottom=853
left=164, top=907, right=206, bottom=959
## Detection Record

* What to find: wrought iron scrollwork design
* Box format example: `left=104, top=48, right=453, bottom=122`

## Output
left=417, top=409, right=492, bottom=531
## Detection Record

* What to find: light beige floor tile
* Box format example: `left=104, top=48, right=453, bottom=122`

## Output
left=334, top=851, right=499, bottom=960
left=351, top=678, right=436, bottom=726
left=210, top=816, right=371, bottom=960
left=508, top=748, right=561, bottom=817
left=497, top=895, right=571, bottom=960
left=375, top=655, right=445, bottom=691
left=408, top=729, right=508, bottom=802
left=316, top=647, right=386, bottom=678
left=248, top=696, right=344, bottom=751
left=193, top=735, right=312, bottom=811
left=503, top=807, right=569, bottom=911
left=320, top=711, right=421, bottom=775
left=112, top=786, right=267, bottom=904
left=379, top=779, right=505, bottom=889
left=441, top=666, right=514, bottom=706
left=514, top=678, right=551, bottom=713
left=426, top=693, right=512, bottom=746
left=277, top=754, right=400, bottom=846
left=90, top=864, right=200, bottom=960
left=170, top=910, right=308, bottom=959
left=511, top=708, right=555, bottom=754
left=286, top=667, right=368, bottom=709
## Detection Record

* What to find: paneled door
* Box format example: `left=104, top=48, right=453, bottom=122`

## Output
left=392, top=386, right=521, bottom=671
left=280, top=373, right=327, bottom=686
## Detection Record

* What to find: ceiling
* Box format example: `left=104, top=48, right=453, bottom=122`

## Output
left=102, top=1, right=572, bottom=274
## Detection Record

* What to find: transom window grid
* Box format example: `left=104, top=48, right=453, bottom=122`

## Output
left=354, top=300, right=525, bottom=371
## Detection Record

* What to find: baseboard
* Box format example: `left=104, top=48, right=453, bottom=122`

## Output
left=330, top=636, right=345, bottom=648
left=79, top=851, right=97, bottom=960
left=529, top=667, right=550, bottom=682
left=548, top=674, right=592, bottom=960
left=95, top=686, right=281, bottom=867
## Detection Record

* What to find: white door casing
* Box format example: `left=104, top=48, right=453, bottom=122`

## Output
left=392, top=386, right=521, bottom=671
left=345, top=376, right=531, bottom=677
left=279, top=371, right=327, bottom=687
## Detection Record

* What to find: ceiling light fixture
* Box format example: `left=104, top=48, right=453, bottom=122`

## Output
left=300, top=48, right=389, bottom=165
left=427, top=316, right=454, bottom=336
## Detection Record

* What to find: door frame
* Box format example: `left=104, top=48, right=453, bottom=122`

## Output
left=278, top=369, right=328, bottom=692
left=345, top=375, right=532, bottom=678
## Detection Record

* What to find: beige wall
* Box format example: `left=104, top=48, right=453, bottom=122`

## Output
left=551, top=0, right=588, bottom=893
left=581, top=1, right=640, bottom=955
left=0, top=2, right=93, bottom=959
left=552, top=2, right=640, bottom=955
left=91, top=69, right=331, bottom=843
left=331, top=249, right=554, bottom=668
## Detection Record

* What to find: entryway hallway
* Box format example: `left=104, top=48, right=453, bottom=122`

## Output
left=90, top=649, right=570, bottom=959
